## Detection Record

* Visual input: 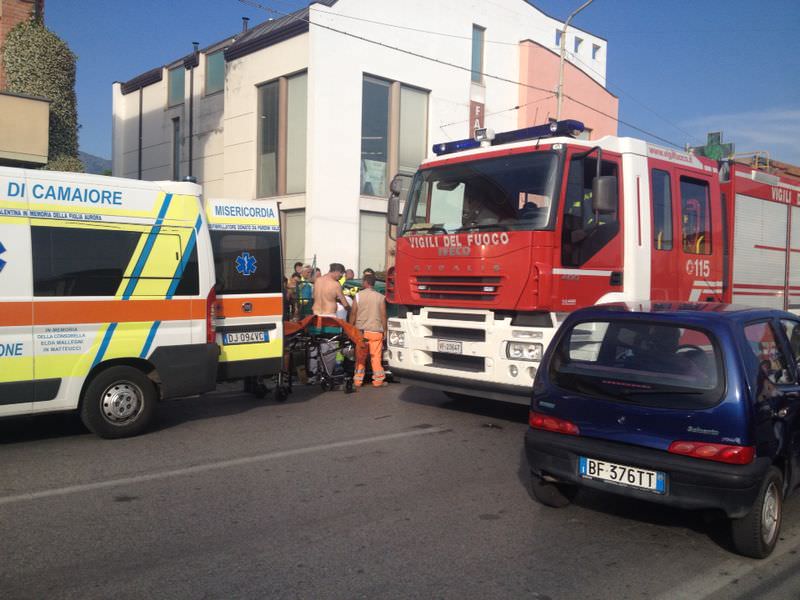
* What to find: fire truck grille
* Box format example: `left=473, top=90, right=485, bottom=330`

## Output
left=428, top=326, right=486, bottom=342
left=413, top=275, right=501, bottom=302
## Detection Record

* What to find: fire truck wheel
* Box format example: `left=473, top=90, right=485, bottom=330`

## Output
left=530, top=473, right=578, bottom=508
left=80, top=366, right=157, bottom=439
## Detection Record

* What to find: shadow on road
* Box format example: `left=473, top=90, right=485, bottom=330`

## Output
left=514, top=444, right=739, bottom=554
left=0, top=381, right=320, bottom=445
left=399, top=386, right=529, bottom=424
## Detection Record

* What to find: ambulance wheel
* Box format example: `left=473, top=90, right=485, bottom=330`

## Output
left=80, top=366, right=157, bottom=439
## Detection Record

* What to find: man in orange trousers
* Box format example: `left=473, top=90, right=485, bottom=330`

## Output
left=349, top=273, right=387, bottom=388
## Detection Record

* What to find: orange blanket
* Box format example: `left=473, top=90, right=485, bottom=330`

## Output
left=284, top=315, right=367, bottom=351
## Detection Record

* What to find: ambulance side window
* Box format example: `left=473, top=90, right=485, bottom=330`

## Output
left=172, top=243, right=199, bottom=296
left=210, top=231, right=282, bottom=294
left=32, top=226, right=139, bottom=297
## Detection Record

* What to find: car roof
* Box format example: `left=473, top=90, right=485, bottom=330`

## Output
left=568, top=302, right=793, bottom=327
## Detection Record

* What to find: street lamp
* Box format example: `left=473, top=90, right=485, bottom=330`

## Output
left=556, top=0, right=595, bottom=121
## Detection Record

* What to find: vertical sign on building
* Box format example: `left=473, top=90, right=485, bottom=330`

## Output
left=469, top=100, right=484, bottom=136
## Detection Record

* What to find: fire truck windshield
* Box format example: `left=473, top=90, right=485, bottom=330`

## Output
left=402, top=151, right=559, bottom=235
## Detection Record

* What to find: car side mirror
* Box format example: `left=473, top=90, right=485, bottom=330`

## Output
left=591, top=175, right=618, bottom=214
left=387, top=194, right=400, bottom=227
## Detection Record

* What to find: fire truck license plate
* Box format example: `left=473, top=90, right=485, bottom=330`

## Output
left=223, top=331, right=267, bottom=345
left=437, top=340, right=462, bottom=354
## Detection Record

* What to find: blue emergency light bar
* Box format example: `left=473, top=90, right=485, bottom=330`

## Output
left=432, top=119, right=585, bottom=156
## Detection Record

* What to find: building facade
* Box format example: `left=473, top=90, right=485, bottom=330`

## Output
left=112, top=0, right=617, bottom=273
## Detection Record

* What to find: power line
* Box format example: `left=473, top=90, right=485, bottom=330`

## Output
left=237, top=0, right=685, bottom=149
left=439, top=94, right=556, bottom=129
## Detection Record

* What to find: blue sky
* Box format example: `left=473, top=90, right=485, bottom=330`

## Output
left=48, top=0, right=800, bottom=163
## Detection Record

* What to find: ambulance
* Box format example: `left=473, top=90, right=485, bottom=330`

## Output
left=204, top=198, right=284, bottom=392
left=0, top=167, right=219, bottom=438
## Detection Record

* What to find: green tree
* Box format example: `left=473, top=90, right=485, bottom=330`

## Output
left=2, top=17, right=81, bottom=171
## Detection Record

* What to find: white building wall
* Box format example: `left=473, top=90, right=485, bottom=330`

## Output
left=223, top=33, right=309, bottom=201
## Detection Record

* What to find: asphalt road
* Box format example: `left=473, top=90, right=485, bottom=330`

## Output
left=1, top=382, right=799, bottom=599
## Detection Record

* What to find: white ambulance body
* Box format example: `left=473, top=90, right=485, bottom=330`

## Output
left=0, top=167, right=218, bottom=438
left=205, top=198, right=284, bottom=386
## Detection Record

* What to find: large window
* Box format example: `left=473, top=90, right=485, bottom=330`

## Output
left=286, top=72, right=308, bottom=194
left=561, top=156, right=620, bottom=267
left=257, top=81, right=279, bottom=198
left=359, top=212, right=386, bottom=273
left=206, top=50, right=224, bottom=95
left=172, top=117, right=181, bottom=181
left=360, top=76, right=429, bottom=196
left=31, top=226, right=198, bottom=297
left=168, top=66, right=184, bottom=106
left=471, top=25, right=485, bottom=83
left=257, top=72, right=308, bottom=197
left=361, top=77, right=390, bottom=196
left=210, top=231, right=282, bottom=295
left=680, top=177, right=711, bottom=255
left=399, top=86, right=428, bottom=176
left=651, top=169, right=673, bottom=250
left=282, top=210, right=306, bottom=273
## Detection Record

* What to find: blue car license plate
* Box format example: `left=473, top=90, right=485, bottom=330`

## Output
left=579, top=456, right=666, bottom=494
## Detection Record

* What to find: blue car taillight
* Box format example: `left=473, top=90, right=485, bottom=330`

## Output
left=668, top=441, right=755, bottom=465
left=529, top=411, right=580, bottom=436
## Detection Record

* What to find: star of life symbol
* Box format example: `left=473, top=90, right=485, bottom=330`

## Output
left=235, top=252, right=258, bottom=276
left=0, top=241, right=6, bottom=273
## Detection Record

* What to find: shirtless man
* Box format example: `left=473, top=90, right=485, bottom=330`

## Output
left=313, top=263, right=349, bottom=317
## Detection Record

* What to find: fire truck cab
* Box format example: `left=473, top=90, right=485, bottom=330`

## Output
left=385, top=120, right=800, bottom=405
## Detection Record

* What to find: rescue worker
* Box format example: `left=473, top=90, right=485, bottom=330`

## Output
left=349, top=273, right=387, bottom=388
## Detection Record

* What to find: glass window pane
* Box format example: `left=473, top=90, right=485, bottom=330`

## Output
left=172, top=118, right=180, bottom=181
left=360, top=77, right=389, bottom=197
left=471, top=25, right=484, bottom=83
left=168, top=66, right=184, bottom=106
left=286, top=72, right=308, bottom=194
left=206, top=51, right=224, bottom=95
left=680, top=177, right=711, bottom=254
left=399, top=86, right=427, bottom=175
left=744, top=321, right=790, bottom=385
left=652, top=169, right=673, bottom=250
left=283, top=210, right=306, bottom=273
left=359, top=212, right=386, bottom=273
left=210, top=231, right=282, bottom=295
left=32, top=227, right=141, bottom=296
left=258, top=81, right=279, bottom=198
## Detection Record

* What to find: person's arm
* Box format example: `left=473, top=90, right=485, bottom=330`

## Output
left=380, top=297, right=387, bottom=333
left=336, top=287, right=350, bottom=315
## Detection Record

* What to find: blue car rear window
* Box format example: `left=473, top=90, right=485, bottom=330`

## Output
left=550, top=320, right=724, bottom=409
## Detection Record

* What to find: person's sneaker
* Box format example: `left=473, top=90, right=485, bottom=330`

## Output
left=372, top=381, right=388, bottom=388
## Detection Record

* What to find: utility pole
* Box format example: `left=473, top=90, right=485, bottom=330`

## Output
left=556, top=0, right=594, bottom=121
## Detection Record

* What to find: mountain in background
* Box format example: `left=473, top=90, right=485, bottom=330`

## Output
left=78, top=151, right=111, bottom=175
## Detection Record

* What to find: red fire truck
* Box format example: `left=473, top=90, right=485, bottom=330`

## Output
left=385, top=120, right=800, bottom=404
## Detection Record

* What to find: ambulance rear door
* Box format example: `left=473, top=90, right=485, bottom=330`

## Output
left=206, top=199, right=283, bottom=380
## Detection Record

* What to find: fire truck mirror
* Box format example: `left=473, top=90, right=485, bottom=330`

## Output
left=387, top=194, right=400, bottom=226
left=389, top=175, right=404, bottom=196
left=591, top=175, right=618, bottom=214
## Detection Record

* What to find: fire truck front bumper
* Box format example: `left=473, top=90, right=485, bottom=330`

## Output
left=390, top=367, right=532, bottom=405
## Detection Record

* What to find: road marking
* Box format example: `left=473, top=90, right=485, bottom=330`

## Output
left=652, top=520, right=800, bottom=600
left=0, top=427, right=448, bottom=507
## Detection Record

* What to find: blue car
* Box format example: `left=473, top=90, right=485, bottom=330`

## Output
left=525, top=302, right=800, bottom=558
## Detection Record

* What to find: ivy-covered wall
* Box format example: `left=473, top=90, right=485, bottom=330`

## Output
left=2, top=17, right=82, bottom=171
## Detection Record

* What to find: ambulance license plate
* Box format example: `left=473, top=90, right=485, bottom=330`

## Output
left=437, top=340, right=462, bottom=354
left=579, top=456, right=666, bottom=494
left=223, top=331, right=267, bottom=345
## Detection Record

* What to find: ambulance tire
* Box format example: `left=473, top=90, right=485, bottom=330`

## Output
left=80, top=366, right=157, bottom=439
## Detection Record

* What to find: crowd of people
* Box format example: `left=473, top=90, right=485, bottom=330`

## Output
left=284, top=262, right=387, bottom=389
